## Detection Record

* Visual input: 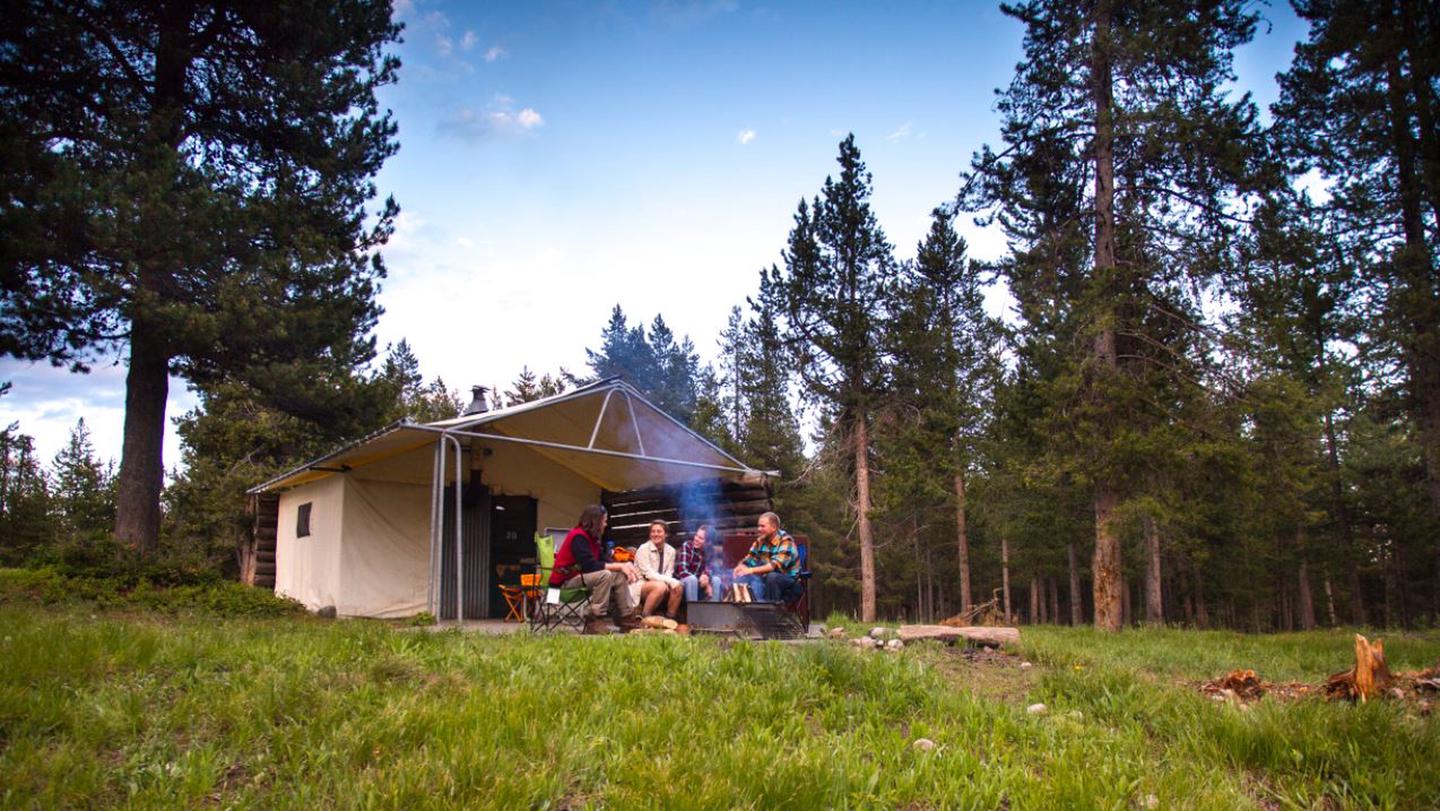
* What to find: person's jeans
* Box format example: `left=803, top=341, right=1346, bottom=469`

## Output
left=680, top=574, right=701, bottom=602
left=738, top=572, right=800, bottom=603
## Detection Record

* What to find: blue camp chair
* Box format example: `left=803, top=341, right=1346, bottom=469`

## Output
left=783, top=541, right=814, bottom=630
left=528, top=532, right=591, bottom=632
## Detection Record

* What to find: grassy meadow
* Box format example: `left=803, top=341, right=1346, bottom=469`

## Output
left=1, top=598, right=1437, bottom=809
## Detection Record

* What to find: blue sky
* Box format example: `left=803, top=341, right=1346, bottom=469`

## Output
left=1, top=0, right=1308, bottom=470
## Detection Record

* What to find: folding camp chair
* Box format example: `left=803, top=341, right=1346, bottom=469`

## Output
left=528, top=531, right=592, bottom=632
left=498, top=583, right=526, bottom=622
left=782, top=541, right=814, bottom=631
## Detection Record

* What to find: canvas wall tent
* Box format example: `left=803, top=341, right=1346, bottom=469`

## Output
left=245, top=379, right=773, bottom=620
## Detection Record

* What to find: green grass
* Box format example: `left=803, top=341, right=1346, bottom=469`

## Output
left=1, top=605, right=1437, bottom=809
left=1016, top=624, right=1440, bottom=682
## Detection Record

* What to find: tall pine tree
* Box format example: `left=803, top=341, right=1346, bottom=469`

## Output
left=1274, top=0, right=1440, bottom=612
left=763, top=135, right=898, bottom=621
left=0, top=1, right=401, bottom=553
left=960, top=0, right=1268, bottom=629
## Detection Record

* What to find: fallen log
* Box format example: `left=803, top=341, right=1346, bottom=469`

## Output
left=897, top=624, right=1020, bottom=647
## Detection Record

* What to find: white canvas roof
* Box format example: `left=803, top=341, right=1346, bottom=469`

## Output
left=249, top=378, right=764, bottom=494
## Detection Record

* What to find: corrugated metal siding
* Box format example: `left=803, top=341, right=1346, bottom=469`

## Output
left=438, top=487, right=491, bottom=620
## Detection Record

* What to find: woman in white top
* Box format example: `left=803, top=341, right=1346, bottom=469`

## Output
left=632, top=519, right=683, bottom=618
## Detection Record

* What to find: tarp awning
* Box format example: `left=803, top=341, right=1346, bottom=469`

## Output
left=249, top=378, right=762, bottom=494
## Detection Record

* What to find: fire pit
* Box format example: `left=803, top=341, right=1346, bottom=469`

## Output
left=686, top=600, right=807, bottom=640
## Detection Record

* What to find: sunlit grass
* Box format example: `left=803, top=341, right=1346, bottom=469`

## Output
left=1, top=606, right=1436, bottom=809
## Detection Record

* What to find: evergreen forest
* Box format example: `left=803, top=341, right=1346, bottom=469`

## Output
left=3, top=0, right=1438, bottom=633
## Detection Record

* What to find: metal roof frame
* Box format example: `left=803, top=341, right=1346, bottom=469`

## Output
left=248, top=377, right=768, bottom=495
left=409, top=423, right=758, bottom=477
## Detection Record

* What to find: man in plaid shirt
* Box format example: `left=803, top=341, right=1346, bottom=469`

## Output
left=676, top=524, right=715, bottom=602
left=733, top=511, right=801, bottom=602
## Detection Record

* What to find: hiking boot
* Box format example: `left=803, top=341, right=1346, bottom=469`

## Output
left=581, top=618, right=611, bottom=635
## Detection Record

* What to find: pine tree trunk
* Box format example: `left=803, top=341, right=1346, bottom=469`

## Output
left=1068, top=541, right=1083, bottom=625
left=1324, top=572, right=1338, bottom=627
left=1047, top=577, right=1059, bottom=625
left=913, top=525, right=923, bottom=623
left=1001, top=536, right=1012, bottom=623
left=954, top=470, right=973, bottom=612
left=114, top=320, right=169, bottom=554
left=1088, top=0, right=1123, bottom=634
left=1298, top=558, right=1317, bottom=631
left=1144, top=517, right=1163, bottom=624
left=1384, top=547, right=1397, bottom=628
left=1030, top=576, right=1041, bottom=624
left=114, top=6, right=192, bottom=555
left=1094, top=488, right=1123, bottom=631
left=854, top=415, right=878, bottom=623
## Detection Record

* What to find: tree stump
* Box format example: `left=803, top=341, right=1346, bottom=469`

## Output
left=1325, top=633, right=1391, bottom=702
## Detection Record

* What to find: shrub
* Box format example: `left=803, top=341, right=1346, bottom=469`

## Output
left=0, top=567, right=304, bottom=617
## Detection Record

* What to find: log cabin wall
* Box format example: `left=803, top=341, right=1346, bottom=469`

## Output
left=601, top=477, right=773, bottom=547
left=243, top=492, right=280, bottom=589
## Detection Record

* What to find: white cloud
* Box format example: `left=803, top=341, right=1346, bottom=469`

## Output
left=885, top=121, right=913, bottom=142
left=485, top=46, right=508, bottom=62
left=438, top=99, right=545, bottom=141
left=737, top=129, right=756, bottom=145
left=436, top=35, right=453, bottom=56
left=461, top=31, right=478, bottom=51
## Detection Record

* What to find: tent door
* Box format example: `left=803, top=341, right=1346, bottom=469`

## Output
left=488, top=495, right=538, bottom=618
left=439, top=484, right=491, bottom=620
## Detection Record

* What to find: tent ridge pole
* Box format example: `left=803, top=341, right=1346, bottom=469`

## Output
left=588, top=388, right=616, bottom=449
left=410, top=425, right=756, bottom=476
left=623, top=392, right=647, bottom=456
left=613, top=380, right=747, bottom=468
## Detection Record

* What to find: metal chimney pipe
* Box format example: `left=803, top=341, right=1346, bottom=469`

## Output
left=463, top=385, right=490, bottom=416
